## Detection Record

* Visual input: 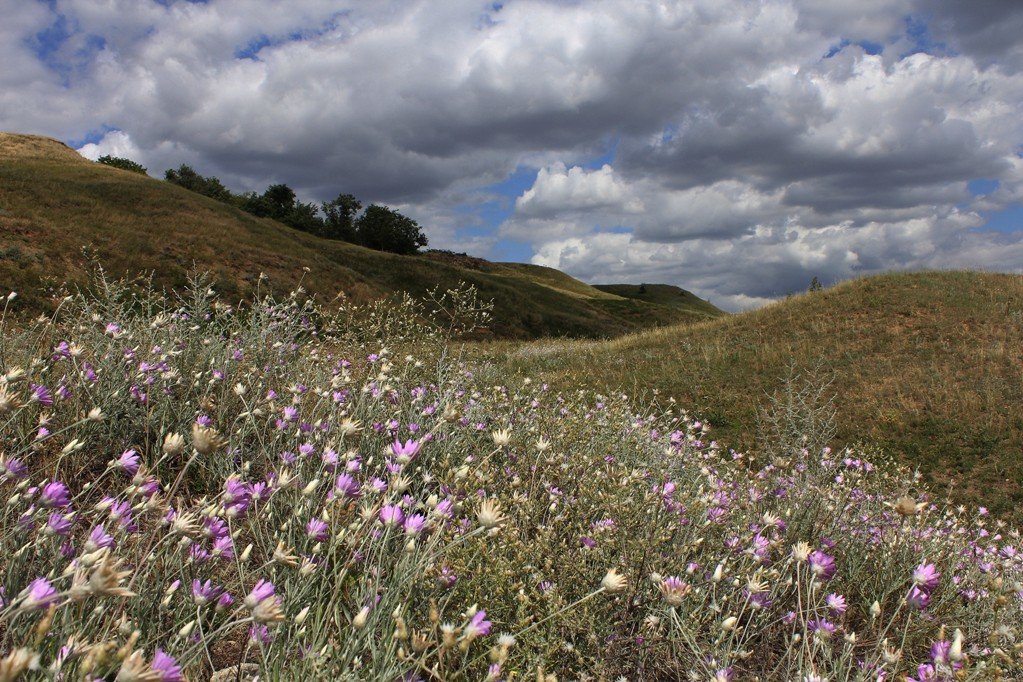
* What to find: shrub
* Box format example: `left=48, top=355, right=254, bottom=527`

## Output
left=164, top=164, right=233, bottom=202
left=97, top=155, right=148, bottom=175
left=355, top=204, right=428, bottom=255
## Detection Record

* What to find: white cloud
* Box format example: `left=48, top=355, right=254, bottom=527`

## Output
left=0, top=0, right=1020, bottom=308
left=515, top=163, right=635, bottom=216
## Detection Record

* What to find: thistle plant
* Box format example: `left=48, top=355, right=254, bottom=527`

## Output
left=0, top=272, right=1020, bottom=680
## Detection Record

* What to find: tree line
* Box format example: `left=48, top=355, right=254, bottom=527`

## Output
left=97, top=155, right=428, bottom=255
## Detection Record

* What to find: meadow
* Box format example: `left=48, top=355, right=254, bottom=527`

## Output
left=0, top=272, right=1021, bottom=681
left=498, top=271, right=1023, bottom=521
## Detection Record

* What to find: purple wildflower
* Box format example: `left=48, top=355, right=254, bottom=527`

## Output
left=380, top=504, right=404, bottom=527
left=807, top=618, right=837, bottom=639
left=306, top=518, right=329, bottom=542
left=333, top=474, right=361, bottom=500
left=1, top=456, right=28, bottom=479
left=192, top=580, right=224, bottom=606
left=403, top=514, right=427, bottom=536
left=21, top=577, right=59, bottom=610
left=244, top=579, right=276, bottom=609
left=151, top=649, right=182, bottom=682
left=45, top=512, right=73, bottom=537
left=808, top=550, right=837, bottom=581
left=212, top=536, right=235, bottom=560
left=85, top=524, right=115, bottom=551
left=390, top=438, right=421, bottom=462
left=223, top=477, right=252, bottom=514
left=114, top=449, right=140, bottom=476
left=39, top=481, right=71, bottom=508
left=907, top=586, right=931, bottom=610
left=464, top=610, right=492, bottom=638
left=931, top=638, right=951, bottom=666
left=30, top=384, right=53, bottom=407
left=826, top=593, right=847, bottom=615
left=249, top=624, right=272, bottom=645
left=912, top=563, right=941, bottom=591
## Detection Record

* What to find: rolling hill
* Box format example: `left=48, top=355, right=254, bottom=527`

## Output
left=0, top=133, right=721, bottom=338
left=593, top=282, right=723, bottom=316
left=504, top=271, right=1023, bottom=517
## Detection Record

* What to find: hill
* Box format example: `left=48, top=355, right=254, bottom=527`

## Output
left=593, top=282, right=723, bottom=316
left=504, top=271, right=1023, bottom=517
left=0, top=133, right=721, bottom=339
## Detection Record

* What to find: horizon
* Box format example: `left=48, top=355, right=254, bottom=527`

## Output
left=3, top=0, right=1022, bottom=310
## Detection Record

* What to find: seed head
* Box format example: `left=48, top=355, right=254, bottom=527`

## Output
left=478, top=499, right=505, bottom=529
left=162, top=433, right=185, bottom=456
left=601, top=569, right=627, bottom=593
left=791, top=542, right=812, bottom=563
left=491, top=429, right=512, bottom=447
left=89, top=557, right=136, bottom=598
left=191, top=423, right=225, bottom=455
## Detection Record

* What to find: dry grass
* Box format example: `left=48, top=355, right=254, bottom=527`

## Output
left=500, top=270, right=1023, bottom=518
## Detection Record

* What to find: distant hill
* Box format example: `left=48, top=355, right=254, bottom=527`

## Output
left=0, top=133, right=722, bottom=338
left=593, top=283, right=723, bottom=316
left=506, top=271, right=1023, bottom=518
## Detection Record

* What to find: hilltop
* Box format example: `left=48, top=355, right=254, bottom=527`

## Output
left=504, top=271, right=1023, bottom=517
left=0, top=133, right=721, bottom=338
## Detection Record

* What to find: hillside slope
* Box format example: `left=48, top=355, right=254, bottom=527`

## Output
left=593, top=283, right=724, bottom=317
left=0, top=133, right=721, bottom=338
left=506, top=271, right=1023, bottom=517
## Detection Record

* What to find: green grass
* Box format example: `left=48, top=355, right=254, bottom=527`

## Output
left=500, top=271, right=1023, bottom=518
left=0, top=133, right=721, bottom=339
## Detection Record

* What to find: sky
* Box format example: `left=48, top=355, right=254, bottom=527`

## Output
left=3, top=0, right=1022, bottom=310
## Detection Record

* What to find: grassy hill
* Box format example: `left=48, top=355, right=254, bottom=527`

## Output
left=503, top=271, right=1023, bottom=517
left=0, top=133, right=721, bottom=339
left=593, top=283, right=724, bottom=316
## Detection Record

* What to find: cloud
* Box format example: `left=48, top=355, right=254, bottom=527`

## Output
left=515, top=163, right=635, bottom=217
left=1, top=0, right=1021, bottom=308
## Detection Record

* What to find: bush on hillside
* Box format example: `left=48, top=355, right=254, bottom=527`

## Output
left=355, top=204, right=429, bottom=255
left=97, top=155, right=148, bottom=175
left=164, top=164, right=234, bottom=203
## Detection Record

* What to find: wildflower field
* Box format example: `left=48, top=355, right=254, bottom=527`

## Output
left=0, top=274, right=1021, bottom=681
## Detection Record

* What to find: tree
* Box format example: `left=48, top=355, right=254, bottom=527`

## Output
left=98, top=155, right=148, bottom=175
left=355, top=205, right=428, bottom=255
left=259, top=184, right=297, bottom=222
left=808, top=276, right=823, bottom=293
left=321, top=193, right=362, bottom=242
left=243, top=184, right=324, bottom=234
left=284, top=200, right=324, bottom=234
left=164, top=165, right=232, bottom=202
